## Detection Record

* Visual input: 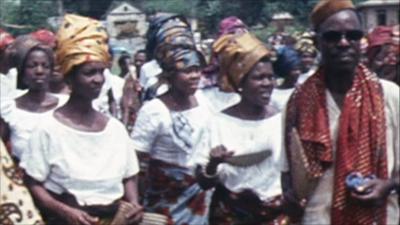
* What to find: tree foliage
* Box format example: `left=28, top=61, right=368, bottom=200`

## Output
left=1, top=0, right=367, bottom=36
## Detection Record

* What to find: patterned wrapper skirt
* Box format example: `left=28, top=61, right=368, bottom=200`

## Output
left=209, top=184, right=289, bottom=225
left=143, top=159, right=213, bottom=225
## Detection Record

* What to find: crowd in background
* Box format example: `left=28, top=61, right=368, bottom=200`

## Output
left=0, top=0, right=399, bottom=224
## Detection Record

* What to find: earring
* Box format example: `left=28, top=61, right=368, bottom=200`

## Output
left=238, top=88, right=243, bottom=92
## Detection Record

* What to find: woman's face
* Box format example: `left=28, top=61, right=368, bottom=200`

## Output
left=23, top=49, right=52, bottom=91
left=288, top=66, right=302, bottom=82
left=170, top=66, right=202, bottom=96
left=70, top=61, right=106, bottom=100
left=50, top=64, right=64, bottom=84
left=240, top=61, right=275, bottom=107
left=300, top=52, right=316, bottom=73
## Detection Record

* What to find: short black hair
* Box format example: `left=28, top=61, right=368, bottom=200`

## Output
left=118, top=54, right=131, bottom=67
left=135, top=49, right=146, bottom=56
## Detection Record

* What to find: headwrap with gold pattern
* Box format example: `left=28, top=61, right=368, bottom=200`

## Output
left=158, top=46, right=204, bottom=73
left=56, top=14, right=110, bottom=76
left=213, top=33, right=270, bottom=92
left=310, top=0, right=355, bottom=29
left=294, top=32, right=317, bottom=56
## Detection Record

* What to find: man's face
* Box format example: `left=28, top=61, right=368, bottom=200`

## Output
left=317, top=10, right=362, bottom=74
left=134, top=52, right=147, bottom=71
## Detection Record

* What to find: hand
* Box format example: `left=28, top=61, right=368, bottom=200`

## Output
left=125, top=202, right=143, bottom=225
left=350, top=178, right=395, bottom=207
left=206, top=145, right=234, bottom=175
left=209, top=145, right=234, bottom=165
left=282, top=189, right=307, bottom=221
left=61, top=206, right=99, bottom=225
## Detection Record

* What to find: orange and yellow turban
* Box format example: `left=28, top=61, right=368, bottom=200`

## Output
left=213, top=33, right=270, bottom=92
left=56, top=14, right=110, bottom=76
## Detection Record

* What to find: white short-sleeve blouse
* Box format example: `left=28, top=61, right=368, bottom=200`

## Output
left=20, top=116, right=139, bottom=206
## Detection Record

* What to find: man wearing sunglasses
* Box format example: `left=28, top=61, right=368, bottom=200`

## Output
left=281, top=0, right=399, bottom=224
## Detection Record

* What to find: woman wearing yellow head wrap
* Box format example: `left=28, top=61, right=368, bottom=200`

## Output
left=201, top=33, right=288, bottom=224
left=20, top=14, right=143, bottom=225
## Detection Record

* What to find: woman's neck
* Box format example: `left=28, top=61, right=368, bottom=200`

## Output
left=64, top=94, right=96, bottom=116
left=25, top=89, right=47, bottom=103
left=166, top=88, right=197, bottom=111
left=235, top=100, right=269, bottom=120
left=278, top=78, right=297, bottom=89
left=49, top=82, right=69, bottom=94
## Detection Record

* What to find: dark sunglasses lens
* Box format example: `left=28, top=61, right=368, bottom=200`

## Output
left=346, top=30, right=363, bottom=41
left=322, top=31, right=342, bottom=42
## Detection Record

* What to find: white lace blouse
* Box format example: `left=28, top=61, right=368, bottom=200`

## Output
left=208, top=112, right=285, bottom=201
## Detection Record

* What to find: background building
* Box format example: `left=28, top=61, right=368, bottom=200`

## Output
left=357, top=0, right=400, bottom=31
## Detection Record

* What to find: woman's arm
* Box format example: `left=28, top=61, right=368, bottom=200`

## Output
left=25, top=175, right=99, bottom=225
left=123, top=175, right=143, bottom=224
left=123, top=175, right=140, bottom=205
left=281, top=172, right=306, bottom=222
left=196, top=145, right=234, bottom=190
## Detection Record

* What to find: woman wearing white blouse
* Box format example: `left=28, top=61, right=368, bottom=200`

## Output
left=201, top=33, right=288, bottom=225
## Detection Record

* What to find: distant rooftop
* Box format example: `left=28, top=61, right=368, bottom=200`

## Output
left=272, top=12, right=294, bottom=20
left=357, top=0, right=399, bottom=8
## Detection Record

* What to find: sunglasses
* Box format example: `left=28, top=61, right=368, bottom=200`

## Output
left=321, top=30, right=364, bottom=42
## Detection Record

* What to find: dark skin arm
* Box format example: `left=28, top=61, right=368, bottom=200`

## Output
left=281, top=172, right=307, bottom=222
left=24, top=175, right=99, bottom=225
left=350, top=178, right=398, bottom=207
left=122, top=175, right=143, bottom=224
left=196, top=145, right=234, bottom=190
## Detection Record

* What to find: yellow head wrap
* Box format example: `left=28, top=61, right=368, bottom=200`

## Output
left=56, top=14, right=110, bottom=76
left=213, top=33, right=270, bottom=92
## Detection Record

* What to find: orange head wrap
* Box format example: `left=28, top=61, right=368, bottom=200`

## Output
left=56, top=14, right=110, bottom=76
left=30, top=29, right=56, bottom=48
left=213, top=33, right=270, bottom=92
left=0, top=29, right=15, bottom=51
left=311, top=0, right=355, bottom=29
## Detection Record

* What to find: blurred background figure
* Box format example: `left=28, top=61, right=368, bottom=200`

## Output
left=270, top=46, right=301, bottom=112
left=120, top=50, right=147, bottom=131
left=118, top=53, right=132, bottom=78
left=30, top=29, right=71, bottom=96
left=367, top=25, right=399, bottom=85
left=294, top=31, right=318, bottom=85
left=0, top=29, right=17, bottom=100
left=133, top=49, right=147, bottom=79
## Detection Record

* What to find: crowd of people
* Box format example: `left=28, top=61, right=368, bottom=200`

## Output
left=0, top=0, right=399, bottom=224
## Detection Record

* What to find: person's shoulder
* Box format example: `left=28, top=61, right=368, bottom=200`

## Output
left=105, top=116, right=129, bottom=133
left=380, top=79, right=399, bottom=101
left=139, top=97, right=168, bottom=116
left=267, top=112, right=283, bottom=124
left=32, top=114, right=60, bottom=136
left=141, top=60, right=161, bottom=74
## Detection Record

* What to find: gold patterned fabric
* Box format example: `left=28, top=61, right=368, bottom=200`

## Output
left=294, top=32, right=317, bottom=56
left=56, top=14, right=110, bottom=76
left=0, top=141, right=44, bottom=225
left=310, top=0, right=355, bottom=29
left=212, top=33, right=270, bottom=92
